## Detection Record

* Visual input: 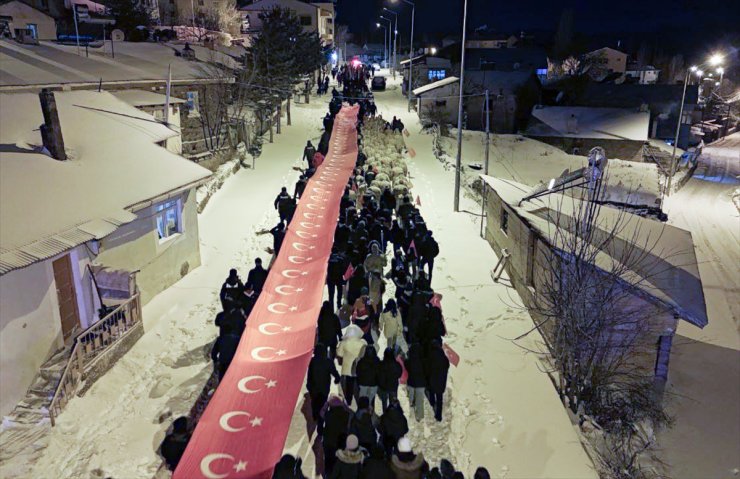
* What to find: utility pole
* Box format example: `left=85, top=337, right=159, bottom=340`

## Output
left=73, top=4, right=81, bottom=56
left=666, top=68, right=690, bottom=195
left=453, top=0, right=469, bottom=212
left=480, top=89, right=490, bottom=237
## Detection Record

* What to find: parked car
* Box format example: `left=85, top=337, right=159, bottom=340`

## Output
left=371, top=76, right=386, bottom=91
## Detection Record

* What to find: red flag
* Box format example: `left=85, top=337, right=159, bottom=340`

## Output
left=415, top=195, right=421, bottom=206
left=443, top=343, right=460, bottom=367
left=396, top=355, right=408, bottom=384
left=342, top=263, right=355, bottom=281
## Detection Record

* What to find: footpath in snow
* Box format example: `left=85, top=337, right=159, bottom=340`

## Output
left=282, top=77, right=596, bottom=479
left=15, top=96, right=330, bottom=479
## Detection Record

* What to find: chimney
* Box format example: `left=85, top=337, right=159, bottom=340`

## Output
left=39, top=88, right=67, bottom=161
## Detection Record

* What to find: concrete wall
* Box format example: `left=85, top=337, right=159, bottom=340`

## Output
left=417, top=83, right=460, bottom=125
left=482, top=185, right=678, bottom=377
left=0, top=260, right=63, bottom=416
left=95, top=188, right=202, bottom=305
left=0, top=0, right=57, bottom=39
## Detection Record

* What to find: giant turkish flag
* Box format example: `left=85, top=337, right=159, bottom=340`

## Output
left=174, top=104, right=360, bottom=479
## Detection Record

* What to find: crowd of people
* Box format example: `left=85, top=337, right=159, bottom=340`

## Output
left=159, top=63, right=488, bottom=479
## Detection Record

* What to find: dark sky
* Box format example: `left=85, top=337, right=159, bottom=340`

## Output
left=337, top=0, right=740, bottom=55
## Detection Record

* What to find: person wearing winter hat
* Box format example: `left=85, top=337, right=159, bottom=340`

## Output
left=473, top=467, right=491, bottom=479
left=272, top=454, right=307, bottom=479
left=359, top=443, right=394, bottom=479
left=336, top=324, right=367, bottom=406
left=390, top=436, right=428, bottom=479
left=329, top=434, right=365, bottom=479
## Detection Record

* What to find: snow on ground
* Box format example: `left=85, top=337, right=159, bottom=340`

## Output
left=436, top=130, right=661, bottom=207
left=657, top=133, right=740, bottom=479
left=283, top=73, right=596, bottom=479
left=17, top=94, right=330, bottom=479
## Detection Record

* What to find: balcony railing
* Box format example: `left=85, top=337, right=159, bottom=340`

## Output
left=48, top=294, right=142, bottom=426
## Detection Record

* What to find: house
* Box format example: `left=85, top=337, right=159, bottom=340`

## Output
left=465, top=70, right=541, bottom=132
left=439, top=45, right=548, bottom=78
left=525, top=105, right=650, bottom=161
left=112, top=90, right=186, bottom=155
left=465, top=33, right=518, bottom=49
left=413, top=76, right=460, bottom=126
left=569, top=83, right=700, bottom=149
left=158, top=0, right=220, bottom=29
left=239, top=0, right=334, bottom=45
left=0, top=90, right=211, bottom=417
left=400, top=54, right=452, bottom=93
left=0, top=0, right=57, bottom=40
left=625, top=63, right=661, bottom=85
left=583, top=47, right=627, bottom=74
left=480, top=175, right=706, bottom=382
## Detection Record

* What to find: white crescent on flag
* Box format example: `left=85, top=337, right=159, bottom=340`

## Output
left=292, top=241, right=315, bottom=251
left=251, top=347, right=286, bottom=361
left=295, top=230, right=318, bottom=239
left=274, top=285, right=301, bottom=295
left=309, top=195, right=328, bottom=202
left=258, top=322, right=290, bottom=335
left=267, top=302, right=292, bottom=314
left=312, top=187, right=327, bottom=194
left=200, top=453, right=234, bottom=479
left=306, top=204, right=325, bottom=211
left=237, top=375, right=267, bottom=394
left=219, top=411, right=250, bottom=432
left=299, top=221, right=319, bottom=229
left=303, top=212, right=323, bottom=220
left=288, top=255, right=312, bottom=264
left=281, top=269, right=307, bottom=279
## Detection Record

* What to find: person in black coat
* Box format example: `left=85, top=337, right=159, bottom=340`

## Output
left=425, top=340, right=450, bottom=421
left=317, top=301, right=343, bottom=358
left=307, top=344, right=340, bottom=423
left=329, top=434, right=365, bottom=479
left=404, top=343, right=427, bottom=421
left=246, top=258, right=268, bottom=295
left=219, top=268, right=243, bottom=312
left=160, top=416, right=191, bottom=471
left=274, top=187, right=293, bottom=224
left=211, top=330, right=241, bottom=380
left=377, top=348, right=402, bottom=412
left=420, top=305, right=446, bottom=346
left=294, top=174, right=308, bottom=199
left=327, top=249, right=348, bottom=311
left=359, top=444, right=394, bottom=479
left=303, top=141, right=317, bottom=169
left=214, top=308, right=245, bottom=337
left=270, top=222, right=286, bottom=255
left=355, top=347, right=380, bottom=413
left=350, top=396, right=378, bottom=451
left=418, top=230, right=440, bottom=282
left=320, top=396, right=353, bottom=475
left=272, top=454, right=307, bottom=479
left=378, top=399, right=409, bottom=456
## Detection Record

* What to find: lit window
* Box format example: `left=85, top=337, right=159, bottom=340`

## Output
left=155, top=199, right=182, bottom=240
left=428, top=69, right=446, bottom=81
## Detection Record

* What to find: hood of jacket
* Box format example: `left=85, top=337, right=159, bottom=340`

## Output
left=344, top=324, right=364, bottom=339
left=391, top=452, right=425, bottom=471
left=336, top=448, right=365, bottom=464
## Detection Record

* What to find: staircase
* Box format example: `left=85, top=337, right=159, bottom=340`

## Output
left=0, top=348, right=69, bottom=477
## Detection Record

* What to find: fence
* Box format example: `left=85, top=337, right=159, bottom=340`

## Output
left=48, top=294, right=142, bottom=426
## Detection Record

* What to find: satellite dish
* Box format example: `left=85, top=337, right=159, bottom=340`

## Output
left=111, top=29, right=125, bottom=42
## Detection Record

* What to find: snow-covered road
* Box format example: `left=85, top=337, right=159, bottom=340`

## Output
left=658, top=133, right=740, bottom=479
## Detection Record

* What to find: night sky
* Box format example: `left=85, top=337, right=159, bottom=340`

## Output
left=337, top=0, right=740, bottom=57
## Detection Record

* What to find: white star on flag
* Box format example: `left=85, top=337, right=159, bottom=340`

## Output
left=276, top=349, right=287, bottom=356
left=296, top=288, right=304, bottom=292
left=289, top=306, right=298, bottom=311
left=250, top=417, right=263, bottom=427
left=282, top=326, right=292, bottom=332
left=266, top=380, right=278, bottom=388
left=233, top=460, right=248, bottom=472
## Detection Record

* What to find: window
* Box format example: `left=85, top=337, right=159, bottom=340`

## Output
left=434, top=100, right=447, bottom=107
left=155, top=199, right=182, bottom=241
left=428, top=69, right=446, bottom=81
left=299, top=15, right=312, bottom=26
left=500, top=208, right=509, bottom=234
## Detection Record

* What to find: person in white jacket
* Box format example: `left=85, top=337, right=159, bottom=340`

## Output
left=336, top=324, right=367, bottom=406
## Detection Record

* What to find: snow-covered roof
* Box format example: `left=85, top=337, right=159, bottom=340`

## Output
left=480, top=175, right=707, bottom=328
left=0, top=90, right=211, bottom=275
left=399, top=55, right=425, bottom=65
left=112, top=89, right=186, bottom=107
left=526, top=105, right=649, bottom=141
left=413, top=76, right=459, bottom=96
left=0, top=40, right=241, bottom=88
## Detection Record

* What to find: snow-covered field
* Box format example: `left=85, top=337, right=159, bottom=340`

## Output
left=1, top=94, right=330, bottom=479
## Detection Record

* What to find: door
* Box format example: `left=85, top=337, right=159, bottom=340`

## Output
left=52, top=255, right=81, bottom=342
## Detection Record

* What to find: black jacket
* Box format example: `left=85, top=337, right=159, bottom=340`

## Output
left=351, top=409, right=378, bottom=449
left=211, top=332, right=241, bottom=369
left=329, top=449, right=365, bottom=479
left=318, top=308, right=343, bottom=346
left=328, top=252, right=349, bottom=284
left=359, top=456, right=395, bottom=479
left=355, top=353, right=379, bottom=387
left=246, top=266, right=268, bottom=293
left=322, top=405, right=353, bottom=450
left=307, top=354, right=340, bottom=397
left=420, top=307, right=446, bottom=345
left=270, top=225, right=286, bottom=253
left=220, top=278, right=243, bottom=310
left=377, top=356, right=402, bottom=392
left=379, top=406, right=408, bottom=441
left=160, top=431, right=190, bottom=471
left=404, top=346, right=427, bottom=388
left=275, top=192, right=292, bottom=214
left=303, top=145, right=317, bottom=165
left=425, top=345, right=450, bottom=394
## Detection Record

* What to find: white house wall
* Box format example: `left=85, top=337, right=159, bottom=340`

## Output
left=94, top=188, right=202, bottom=305
left=0, top=260, right=63, bottom=417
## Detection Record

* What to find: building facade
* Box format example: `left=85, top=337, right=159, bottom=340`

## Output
left=0, top=0, right=57, bottom=39
left=584, top=47, right=628, bottom=74
left=239, top=0, right=333, bottom=44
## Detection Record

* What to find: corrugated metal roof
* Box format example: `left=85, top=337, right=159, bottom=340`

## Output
left=0, top=213, right=135, bottom=275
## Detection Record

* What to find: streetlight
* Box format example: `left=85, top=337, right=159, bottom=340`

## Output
left=377, top=22, right=389, bottom=68
left=430, top=47, right=437, bottom=55
left=380, top=16, right=393, bottom=69
left=453, top=0, right=469, bottom=212
left=382, top=7, right=399, bottom=76
left=390, top=0, right=415, bottom=111
left=666, top=54, right=723, bottom=195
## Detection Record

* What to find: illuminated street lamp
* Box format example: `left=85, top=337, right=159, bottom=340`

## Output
left=430, top=47, right=437, bottom=55
left=382, top=7, right=399, bottom=76
left=390, top=0, right=416, bottom=111
left=377, top=22, right=389, bottom=67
